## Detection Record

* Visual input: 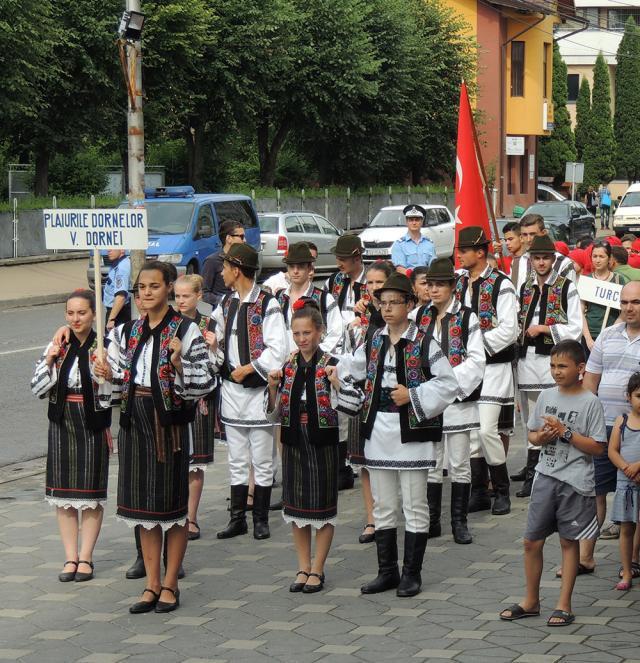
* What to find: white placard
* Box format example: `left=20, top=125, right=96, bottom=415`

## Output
left=564, top=162, right=584, bottom=184
left=43, top=208, right=148, bottom=250
left=506, top=136, right=525, bottom=156
left=577, top=276, right=623, bottom=309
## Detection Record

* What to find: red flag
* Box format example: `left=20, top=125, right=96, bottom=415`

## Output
left=454, top=82, right=494, bottom=268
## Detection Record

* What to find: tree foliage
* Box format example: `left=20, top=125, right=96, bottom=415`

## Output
left=574, top=77, right=591, bottom=161
left=538, top=42, right=576, bottom=186
left=614, top=16, right=640, bottom=183
left=583, top=53, right=616, bottom=188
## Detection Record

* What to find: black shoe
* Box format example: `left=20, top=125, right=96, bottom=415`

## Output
left=489, top=463, right=511, bottom=515
left=427, top=483, right=442, bottom=538
left=126, top=554, right=146, bottom=580
left=358, top=524, right=376, bottom=544
left=188, top=522, right=200, bottom=541
left=510, top=465, right=527, bottom=482
left=217, top=485, right=249, bottom=539
left=396, top=531, right=428, bottom=597
left=516, top=450, right=540, bottom=498
left=450, top=483, right=473, bottom=545
left=302, top=572, right=325, bottom=593
left=289, top=571, right=309, bottom=593
left=338, top=467, right=355, bottom=491
left=468, top=458, right=491, bottom=512
left=252, top=484, right=272, bottom=540
left=361, top=528, right=401, bottom=594
left=269, top=499, right=283, bottom=511
left=58, top=560, right=78, bottom=583
left=75, top=560, right=94, bottom=582
left=129, top=588, right=160, bottom=614
left=155, top=586, right=180, bottom=613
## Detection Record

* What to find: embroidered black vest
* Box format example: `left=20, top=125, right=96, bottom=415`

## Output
left=279, top=351, right=339, bottom=448
left=415, top=304, right=482, bottom=403
left=119, top=308, right=197, bottom=428
left=455, top=269, right=516, bottom=364
left=518, top=275, right=571, bottom=357
left=48, top=330, right=111, bottom=432
left=277, top=286, right=329, bottom=326
left=360, top=328, right=443, bottom=443
left=327, top=270, right=364, bottom=312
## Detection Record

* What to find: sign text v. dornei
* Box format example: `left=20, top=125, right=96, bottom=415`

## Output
left=43, top=208, right=148, bottom=250
left=577, top=276, right=623, bottom=310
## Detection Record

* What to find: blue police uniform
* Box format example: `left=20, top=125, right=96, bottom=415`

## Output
left=391, top=233, right=436, bottom=269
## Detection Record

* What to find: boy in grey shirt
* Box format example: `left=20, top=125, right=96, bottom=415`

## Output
left=499, top=340, right=606, bottom=627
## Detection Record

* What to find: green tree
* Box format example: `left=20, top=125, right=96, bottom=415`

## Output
left=574, top=77, right=591, bottom=161
left=583, top=52, right=616, bottom=188
left=614, top=16, right=640, bottom=183
left=538, top=42, right=576, bottom=186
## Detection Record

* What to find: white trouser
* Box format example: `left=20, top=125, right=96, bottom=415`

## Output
left=519, top=391, right=540, bottom=451
left=429, top=432, right=472, bottom=485
left=470, top=403, right=507, bottom=466
left=338, top=411, right=349, bottom=443
left=226, top=425, right=274, bottom=486
left=369, top=468, right=429, bottom=533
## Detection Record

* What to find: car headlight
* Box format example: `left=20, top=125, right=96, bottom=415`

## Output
left=157, top=253, right=183, bottom=264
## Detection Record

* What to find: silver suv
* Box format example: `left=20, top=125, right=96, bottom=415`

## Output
left=258, top=211, right=343, bottom=277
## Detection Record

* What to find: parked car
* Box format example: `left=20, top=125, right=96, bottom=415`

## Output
left=520, top=201, right=596, bottom=247
left=258, top=211, right=343, bottom=277
left=358, top=204, right=455, bottom=264
left=537, top=183, right=566, bottom=203
left=88, top=186, right=262, bottom=289
left=613, top=182, right=640, bottom=237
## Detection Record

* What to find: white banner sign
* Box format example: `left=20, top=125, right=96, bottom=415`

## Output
left=506, top=136, right=524, bottom=155
left=43, top=209, right=148, bottom=250
left=577, top=276, right=623, bottom=309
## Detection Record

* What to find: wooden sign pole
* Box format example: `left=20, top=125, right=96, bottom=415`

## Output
left=93, top=248, right=105, bottom=383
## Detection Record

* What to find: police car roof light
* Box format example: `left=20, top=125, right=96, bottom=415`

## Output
left=145, top=186, right=195, bottom=199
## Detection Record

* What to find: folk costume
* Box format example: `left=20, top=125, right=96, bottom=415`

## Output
left=338, top=273, right=458, bottom=598
left=516, top=235, right=583, bottom=496
left=32, top=331, right=112, bottom=510
left=108, top=308, right=215, bottom=531
left=266, top=350, right=340, bottom=528
left=414, top=259, right=485, bottom=544
left=455, top=226, right=519, bottom=516
left=210, top=244, right=288, bottom=540
left=514, top=249, right=576, bottom=293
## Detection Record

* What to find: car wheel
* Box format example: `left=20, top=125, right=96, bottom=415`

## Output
left=186, top=261, right=198, bottom=275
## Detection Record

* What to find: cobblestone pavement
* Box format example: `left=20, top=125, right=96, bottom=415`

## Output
left=0, top=438, right=638, bottom=663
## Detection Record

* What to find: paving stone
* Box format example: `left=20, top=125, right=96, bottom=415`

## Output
left=445, top=630, right=489, bottom=640
left=256, top=621, right=303, bottom=631
left=441, top=577, right=481, bottom=585
left=227, top=554, right=266, bottom=562
left=31, top=631, right=81, bottom=641
left=351, top=625, right=395, bottom=636
left=413, top=649, right=460, bottom=659
left=75, top=612, right=122, bottom=622
left=193, top=568, right=233, bottom=576
left=182, top=659, right=227, bottom=663
left=468, top=563, right=504, bottom=570
left=166, top=616, right=212, bottom=626
left=0, top=575, right=38, bottom=583
left=0, top=608, right=35, bottom=618
left=0, top=651, right=33, bottom=661
left=122, top=635, right=173, bottom=645
left=218, top=639, right=265, bottom=651
left=240, top=584, right=280, bottom=593
left=385, top=608, right=425, bottom=617
left=420, top=592, right=454, bottom=601
left=293, top=604, right=337, bottom=613
left=593, top=599, right=633, bottom=607
left=33, top=593, right=77, bottom=602
left=314, top=644, right=360, bottom=655
left=542, top=634, right=586, bottom=644
left=326, top=588, right=361, bottom=597
left=205, top=600, right=247, bottom=609
left=0, top=546, right=40, bottom=554
left=78, top=655, right=130, bottom=663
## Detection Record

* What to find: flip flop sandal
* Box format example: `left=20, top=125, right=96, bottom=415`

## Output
left=499, top=603, right=540, bottom=621
left=555, top=563, right=594, bottom=578
left=618, top=562, right=640, bottom=579
left=547, top=609, right=575, bottom=626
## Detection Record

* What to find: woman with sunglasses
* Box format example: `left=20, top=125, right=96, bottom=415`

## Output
left=202, top=221, right=246, bottom=307
left=582, top=241, right=628, bottom=352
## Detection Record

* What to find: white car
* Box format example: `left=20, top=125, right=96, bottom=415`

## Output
left=358, top=204, right=455, bottom=263
left=613, top=182, right=640, bottom=237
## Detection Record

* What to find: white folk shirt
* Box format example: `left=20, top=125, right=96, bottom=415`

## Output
left=323, top=268, right=366, bottom=353
left=210, top=284, right=288, bottom=427
left=337, top=322, right=458, bottom=470
left=517, top=272, right=583, bottom=392
left=456, top=265, right=518, bottom=406
left=515, top=251, right=576, bottom=295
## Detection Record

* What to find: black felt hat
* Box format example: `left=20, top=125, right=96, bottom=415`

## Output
left=374, top=273, right=415, bottom=300
left=425, top=258, right=456, bottom=281
left=529, top=234, right=556, bottom=255
left=403, top=204, right=426, bottom=219
left=331, top=234, right=363, bottom=257
left=457, top=225, right=490, bottom=248
left=221, top=243, right=259, bottom=271
left=283, top=242, right=316, bottom=265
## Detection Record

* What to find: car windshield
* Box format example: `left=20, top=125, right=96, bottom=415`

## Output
left=524, top=204, right=568, bottom=221
left=369, top=208, right=442, bottom=227
left=620, top=192, right=640, bottom=208
left=133, top=202, right=195, bottom=235
left=258, top=215, right=279, bottom=233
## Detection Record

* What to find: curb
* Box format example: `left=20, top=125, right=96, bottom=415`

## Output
left=1, top=293, right=70, bottom=310
left=0, top=252, right=88, bottom=267
left=0, top=456, right=46, bottom=485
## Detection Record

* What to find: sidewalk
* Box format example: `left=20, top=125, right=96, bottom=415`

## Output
left=0, top=442, right=638, bottom=663
left=0, top=259, right=88, bottom=308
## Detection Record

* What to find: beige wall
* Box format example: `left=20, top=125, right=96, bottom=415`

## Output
left=566, top=63, right=616, bottom=127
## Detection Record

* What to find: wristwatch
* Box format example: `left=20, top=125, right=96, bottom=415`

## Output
left=559, top=427, right=573, bottom=444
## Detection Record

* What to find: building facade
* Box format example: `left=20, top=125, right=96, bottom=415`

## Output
left=443, top=0, right=574, bottom=217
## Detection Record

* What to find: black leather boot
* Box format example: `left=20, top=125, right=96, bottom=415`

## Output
left=510, top=465, right=527, bottom=482
left=361, top=528, right=401, bottom=594
left=337, top=441, right=354, bottom=490
left=252, top=484, right=272, bottom=540
left=217, top=485, right=249, bottom=539
left=450, top=483, right=473, bottom=544
left=489, top=463, right=511, bottom=515
left=516, top=450, right=540, bottom=498
left=468, top=458, right=492, bottom=512
left=396, top=531, right=428, bottom=597
left=126, top=526, right=146, bottom=579
left=427, top=483, right=442, bottom=538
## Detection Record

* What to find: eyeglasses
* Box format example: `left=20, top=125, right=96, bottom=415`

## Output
left=231, top=233, right=245, bottom=240
left=379, top=299, right=408, bottom=308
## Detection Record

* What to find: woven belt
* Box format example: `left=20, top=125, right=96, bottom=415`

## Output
left=65, top=394, right=84, bottom=403
left=135, top=386, right=153, bottom=397
left=378, top=387, right=400, bottom=413
left=299, top=402, right=308, bottom=424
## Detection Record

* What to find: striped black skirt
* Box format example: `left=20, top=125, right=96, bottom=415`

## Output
left=117, top=390, right=190, bottom=530
left=190, top=396, right=215, bottom=470
left=282, top=424, right=339, bottom=529
left=46, top=395, right=109, bottom=510
left=346, top=415, right=366, bottom=467
left=498, top=404, right=515, bottom=434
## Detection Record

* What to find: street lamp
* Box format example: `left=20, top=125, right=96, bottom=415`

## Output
left=117, top=10, right=145, bottom=40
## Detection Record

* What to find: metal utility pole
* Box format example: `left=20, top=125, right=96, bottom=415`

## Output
left=126, top=0, right=146, bottom=289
